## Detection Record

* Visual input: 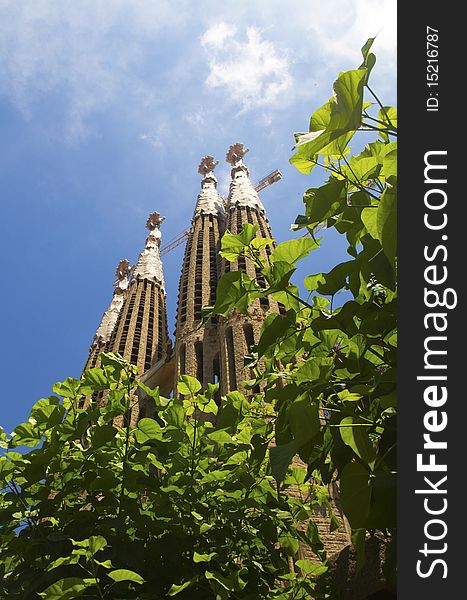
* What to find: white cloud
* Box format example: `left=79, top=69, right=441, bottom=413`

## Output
left=272, top=0, right=397, bottom=98
left=139, top=119, right=172, bottom=149
left=200, top=24, right=292, bottom=114
left=200, top=22, right=237, bottom=49
left=0, top=0, right=396, bottom=143
left=0, top=0, right=187, bottom=141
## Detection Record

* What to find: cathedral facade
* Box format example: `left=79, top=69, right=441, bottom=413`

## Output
left=81, top=143, right=392, bottom=597
left=84, top=143, right=279, bottom=409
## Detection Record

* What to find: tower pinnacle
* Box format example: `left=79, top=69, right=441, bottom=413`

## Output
left=133, top=212, right=166, bottom=288
left=225, top=142, right=265, bottom=213
left=226, top=142, right=249, bottom=168
left=83, top=258, right=131, bottom=372
left=193, top=155, right=225, bottom=219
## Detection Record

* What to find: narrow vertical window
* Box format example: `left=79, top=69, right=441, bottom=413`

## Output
left=243, top=324, right=255, bottom=351
left=226, top=327, right=237, bottom=391
left=195, top=340, right=204, bottom=385
left=179, top=343, right=186, bottom=376
left=194, top=226, right=204, bottom=320
left=213, top=353, right=221, bottom=405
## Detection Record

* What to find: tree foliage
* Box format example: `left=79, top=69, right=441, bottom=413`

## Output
left=208, top=37, right=397, bottom=580
left=0, top=39, right=396, bottom=597
left=0, top=355, right=333, bottom=599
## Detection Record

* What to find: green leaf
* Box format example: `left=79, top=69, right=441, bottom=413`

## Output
left=222, top=223, right=259, bottom=250
left=340, top=462, right=371, bottom=529
left=301, top=179, right=346, bottom=228
left=91, top=424, right=117, bottom=449
left=168, top=580, right=197, bottom=596
left=10, top=422, right=41, bottom=447
left=135, top=418, right=163, bottom=443
left=361, top=207, right=378, bottom=239
left=380, top=148, right=397, bottom=180
left=193, top=551, right=216, bottom=563
left=0, top=457, right=14, bottom=483
left=295, top=559, right=328, bottom=576
left=359, top=37, right=376, bottom=83
left=351, top=528, right=366, bottom=572
left=177, top=375, right=201, bottom=396
left=29, top=397, right=65, bottom=429
left=339, top=416, right=376, bottom=464
left=165, top=402, right=185, bottom=428
left=309, top=99, right=332, bottom=132
left=208, top=429, right=233, bottom=445
left=378, top=106, right=397, bottom=130
left=290, top=68, right=366, bottom=168
left=377, top=186, right=397, bottom=265
left=304, top=260, right=355, bottom=296
left=81, top=368, right=108, bottom=394
left=262, top=261, right=296, bottom=291
left=348, top=334, right=367, bottom=360
left=88, top=535, right=107, bottom=555
left=278, top=533, right=300, bottom=557
left=360, top=37, right=376, bottom=64
left=137, top=382, right=170, bottom=409
left=288, top=397, right=319, bottom=446
left=212, top=271, right=249, bottom=316
left=52, top=377, right=80, bottom=398
left=271, top=237, right=319, bottom=265
left=205, top=570, right=235, bottom=591
left=108, top=569, right=145, bottom=584
left=295, top=359, right=320, bottom=383
left=250, top=236, right=273, bottom=250
left=269, top=440, right=297, bottom=485
left=257, top=314, right=292, bottom=358
left=305, top=521, right=325, bottom=557
left=38, top=578, right=91, bottom=599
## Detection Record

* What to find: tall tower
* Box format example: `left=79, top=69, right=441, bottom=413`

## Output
left=218, top=143, right=281, bottom=395
left=173, top=156, right=225, bottom=394
left=83, top=259, right=131, bottom=372
left=107, top=212, right=169, bottom=381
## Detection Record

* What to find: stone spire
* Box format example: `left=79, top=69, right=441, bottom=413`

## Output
left=225, top=142, right=265, bottom=213
left=193, top=156, right=225, bottom=219
left=93, top=259, right=131, bottom=345
left=83, top=259, right=131, bottom=372
left=219, top=143, right=280, bottom=395
left=173, top=155, right=225, bottom=395
left=133, top=212, right=165, bottom=289
left=106, top=212, right=169, bottom=381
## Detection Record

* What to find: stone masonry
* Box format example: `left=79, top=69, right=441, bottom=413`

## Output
left=81, top=145, right=364, bottom=592
left=173, top=156, right=225, bottom=397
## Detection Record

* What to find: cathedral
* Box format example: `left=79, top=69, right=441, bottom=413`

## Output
left=83, top=143, right=281, bottom=416
left=81, top=142, right=392, bottom=598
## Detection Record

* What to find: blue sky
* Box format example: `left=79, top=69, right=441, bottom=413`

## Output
left=0, top=0, right=396, bottom=432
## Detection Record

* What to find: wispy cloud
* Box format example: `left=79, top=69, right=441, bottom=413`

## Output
left=0, top=0, right=187, bottom=141
left=200, top=23, right=292, bottom=114
left=0, top=1, right=396, bottom=144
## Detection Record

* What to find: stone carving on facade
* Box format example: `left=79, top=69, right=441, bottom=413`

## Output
left=90, top=259, right=131, bottom=349
left=226, top=142, right=249, bottom=166
left=198, top=155, right=219, bottom=178
left=193, top=155, right=225, bottom=218
left=114, top=258, right=131, bottom=283
left=226, top=142, right=265, bottom=213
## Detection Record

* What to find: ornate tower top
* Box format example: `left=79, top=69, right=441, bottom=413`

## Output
left=226, top=143, right=249, bottom=167
left=225, top=143, right=265, bottom=213
left=193, top=155, right=225, bottom=218
left=133, top=212, right=166, bottom=288
left=198, top=155, right=219, bottom=179
left=114, top=258, right=131, bottom=284
left=93, top=259, right=131, bottom=346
